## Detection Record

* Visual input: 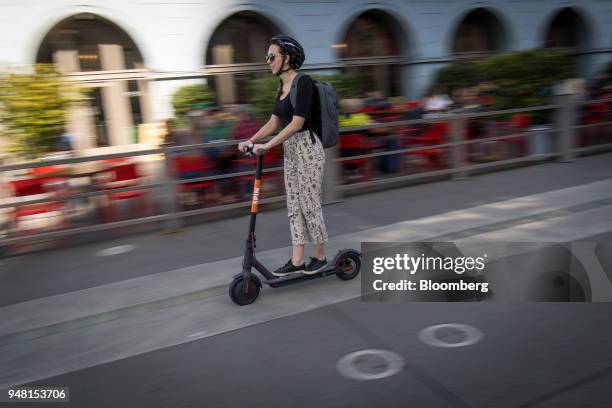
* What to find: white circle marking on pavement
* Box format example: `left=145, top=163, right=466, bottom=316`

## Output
left=418, top=323, right=483, bottom=348
left=336, top=349, right=405, bottom=381
left=95, top=245, right=137, bottom=257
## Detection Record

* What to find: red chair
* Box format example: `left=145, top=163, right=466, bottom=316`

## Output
left=103, top=157, right=130, bottom=164
left=505, top=114, right=531, bottom=156
left=378, top=114, right=402, bottom=123
left=404, top=122, right=449, bottom=170
left=29, top=165, right=63, bottom=176
left=403, top=101, right=419, bottom=110
left=580, top=102, right=608, bottom=147
left=28, top=166, right=69, bottom=189
left=398, top=127, right=422, bottom=172
left=7, top=177, right=69, bottom=233
left=173, top=154, right=219, bottom=208
left=95, top=162, right=152, bottom=221
left=358, top=106, right=377, bottom=114
left=261, top=146, right=285, bottom=196
left=232, top=156, right=257, bottom=201
left=339, top=133, right=375, bottom=182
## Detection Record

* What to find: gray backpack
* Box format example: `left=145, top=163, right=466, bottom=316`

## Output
left=290, top=73, right=339, bottom=148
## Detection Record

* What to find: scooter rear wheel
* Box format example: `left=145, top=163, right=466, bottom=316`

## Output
left=336, top=252, right=361, bottom=280
left=229, top=276, right=260, bottom=305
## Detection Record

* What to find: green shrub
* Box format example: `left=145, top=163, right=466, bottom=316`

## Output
left=171, top=83, right=214, bottom=126
left=246, top=75, right=278, bottom=121
left=246, top=73, right=367, bottom=121
left=433, top=48, right=576, bottom=123
left=311, top=73, right=367, bottom=99
left=434, top=62, right=480, bottom=95
left=478, top=49, right=575, bottom=110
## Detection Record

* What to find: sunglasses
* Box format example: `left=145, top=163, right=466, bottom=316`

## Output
left=265, top=53, right=282, bottom=63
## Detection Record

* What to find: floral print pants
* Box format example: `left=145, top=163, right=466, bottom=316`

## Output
left=283, top=130, right=328, bottom=245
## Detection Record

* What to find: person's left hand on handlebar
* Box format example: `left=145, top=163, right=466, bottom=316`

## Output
left=237, top=140, right=252, bottom=153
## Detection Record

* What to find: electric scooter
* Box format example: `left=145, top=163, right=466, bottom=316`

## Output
left=229, top=144, right=361, bottom=305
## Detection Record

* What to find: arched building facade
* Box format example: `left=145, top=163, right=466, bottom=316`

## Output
left=1, top=0, right=610, bottom=151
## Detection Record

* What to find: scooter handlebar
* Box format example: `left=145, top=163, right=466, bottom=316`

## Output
left=244, top=143, right=265, bottom=157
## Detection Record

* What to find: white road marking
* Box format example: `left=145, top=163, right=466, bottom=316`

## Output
left=95, top=245, right=137, bottom=257
left=336, top=349, right=405, bottom=380
left=418, top=323, right=483, bottom=348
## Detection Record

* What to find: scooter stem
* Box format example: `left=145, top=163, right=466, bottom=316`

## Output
left=243, top=146, right=265, bottom=273
left=248, top=149, right=265, bottom=234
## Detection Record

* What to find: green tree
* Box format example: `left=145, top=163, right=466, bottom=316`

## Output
left=171, top=83, right=214, bottom=126
left=0, top=64, right=81, bottom=159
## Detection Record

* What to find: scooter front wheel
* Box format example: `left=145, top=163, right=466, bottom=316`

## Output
left=229, top=276, right=260, bottom=305
left=336, top=252, right=361, bottom=280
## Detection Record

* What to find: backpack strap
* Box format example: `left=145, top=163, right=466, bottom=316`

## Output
left=289, top=73, right=315, bottom=144
left=289, top=72, right=305, bottom=109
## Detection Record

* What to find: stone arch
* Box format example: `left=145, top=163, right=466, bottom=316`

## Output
left=337, top=8, right=410, bottom=97
left=450, top=7, right=510, bottom=57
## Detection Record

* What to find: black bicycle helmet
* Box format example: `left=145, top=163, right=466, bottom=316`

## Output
left=270, top=35, right=305, bottom=69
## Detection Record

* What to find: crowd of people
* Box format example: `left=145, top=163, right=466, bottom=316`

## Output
left=163, top=69, right=612, bottom=208
left=578, top=71, right=612, bottom=147
left=164, top=105, right=278, bottom=207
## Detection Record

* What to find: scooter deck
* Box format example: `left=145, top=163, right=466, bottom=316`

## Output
left=234, top=249, right=360, bottom=289
left=262, top=264, right=340, bottom=287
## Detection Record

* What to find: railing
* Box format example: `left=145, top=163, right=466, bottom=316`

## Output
left=54, top=47, right=612, bottom=83
left=1, top=95, right=611, bottom=247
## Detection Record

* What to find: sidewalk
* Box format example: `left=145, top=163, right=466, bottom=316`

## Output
left=2, top=153, right=612, bottom=306
left=3, top=177, right=612, bottom=334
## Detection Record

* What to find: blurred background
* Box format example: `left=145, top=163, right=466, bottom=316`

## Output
left=0, top=1, right=611, bottom=247
left=1, top=2, right=612, bottom=407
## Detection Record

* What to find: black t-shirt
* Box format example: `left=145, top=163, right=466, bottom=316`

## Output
left=273, top=75, right=321, bottom=136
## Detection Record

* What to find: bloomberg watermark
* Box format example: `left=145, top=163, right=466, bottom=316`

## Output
left=361, top=242, right=612, bottom=302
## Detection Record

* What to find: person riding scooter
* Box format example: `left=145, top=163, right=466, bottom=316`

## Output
left=238, top=35, right=328, bottom=277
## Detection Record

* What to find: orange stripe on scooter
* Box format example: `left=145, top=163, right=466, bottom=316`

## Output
left=251, top=179, right=261, bottom=213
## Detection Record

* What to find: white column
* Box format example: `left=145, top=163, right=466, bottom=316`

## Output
left=53, top=50, right=96, bottom=151
left=134, top=62, right=153, bottom=124
left=53, top=50, right=80, bottom=73
left=137, top=79, right=153, bottom=123
left=212, top=45, right=236, bottom=105
left=99, top=44, right=134, bottom=146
